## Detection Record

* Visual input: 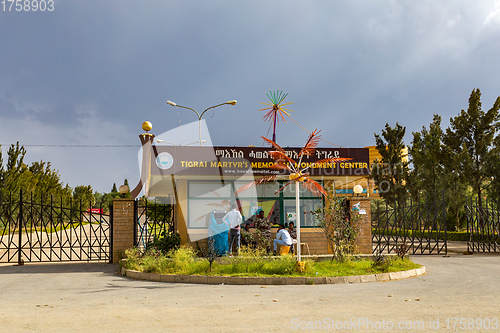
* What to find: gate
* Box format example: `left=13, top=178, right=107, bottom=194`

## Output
left=467, top=197, right=500, bottom=253
left=372, top=194, right=447, bottom=255
left=134, top=197, right=175, bottom=249
left=0, top=191, right=111, bottom=264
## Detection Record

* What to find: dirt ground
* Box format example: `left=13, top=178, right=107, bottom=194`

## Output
left=1, top=253, right=499, bottom=332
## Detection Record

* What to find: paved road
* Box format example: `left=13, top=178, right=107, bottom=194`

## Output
left=1, top=253, right=499, bottom=332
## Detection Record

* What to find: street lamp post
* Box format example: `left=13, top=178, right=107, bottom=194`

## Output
left=166, top=100, right=237, bottom=145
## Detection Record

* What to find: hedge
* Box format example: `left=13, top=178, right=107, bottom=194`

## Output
left=372, top=228, right=469, bottom=242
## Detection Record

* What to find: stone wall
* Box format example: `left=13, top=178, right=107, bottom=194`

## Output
left=112, top=198, right=135, bottom=263
left=349, top=197, right=372, bottom=254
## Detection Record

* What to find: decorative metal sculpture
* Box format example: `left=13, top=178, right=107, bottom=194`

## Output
left=236, top=129, right=351, bottom=261
left=259, top=90, right=293, bottom=143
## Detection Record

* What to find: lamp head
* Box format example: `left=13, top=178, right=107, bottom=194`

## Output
left=118, top=185, right=130, bottom=194
left=226, top=100, right=237, bottom=105
left=353, top=185, right=363, bottom=196
left=166, top=100, right=177, bottom=106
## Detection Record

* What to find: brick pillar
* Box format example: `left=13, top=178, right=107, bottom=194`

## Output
left=112, top=198, right=135, bottom=263
left=349, top=197, right=372, bottom=254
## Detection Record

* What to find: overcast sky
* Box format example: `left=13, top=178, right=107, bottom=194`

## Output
left=1, top=0, right=500, bottom=193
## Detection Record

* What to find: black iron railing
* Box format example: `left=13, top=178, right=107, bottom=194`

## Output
left=134, top=197, right=175, bottom=249
left=0, top=190, right=111, bottom=264
left=372, top=193, right=447, bottom=255
left=467, top=197, right=500, bottom=253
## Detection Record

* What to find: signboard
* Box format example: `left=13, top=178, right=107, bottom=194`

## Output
left=151, top=146, right=369, bottom=177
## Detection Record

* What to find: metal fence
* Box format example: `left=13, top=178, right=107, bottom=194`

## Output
left=134, top=197, right=175, bottom=249
left=372, top=194, right=447, bottom=255
left=467, top=197, right=500, bottom=253
left=0, top=190, right=111, bottom=264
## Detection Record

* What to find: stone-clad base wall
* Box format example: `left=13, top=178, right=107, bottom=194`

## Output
left=121, top=266, right=427, bottom=285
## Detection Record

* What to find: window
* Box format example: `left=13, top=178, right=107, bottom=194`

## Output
left=283, top=199, right=322, bottom=227
left=234, top=182, right=279, bottom=198
left=188, top=181, right=231, bottom=198
left=187, top=180, right=324, bottom=229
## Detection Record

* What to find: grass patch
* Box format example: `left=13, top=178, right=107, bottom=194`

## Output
left=122, top=246, right=421, bottom=277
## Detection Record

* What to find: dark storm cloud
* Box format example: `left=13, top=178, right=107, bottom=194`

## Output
left=1, top=0, right=500, bottom=191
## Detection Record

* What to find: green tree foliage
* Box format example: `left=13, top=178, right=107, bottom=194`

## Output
left=370, top=123, right=410, bottom=207
left=0, top=142, right=70, bottom=201
left=73, top=185, right=95, bottom=210
left=1, top=143, right=136, bottom=216
left=0, top=142, right=29, bottom=194
left=486, top=135, right=500, bottom=203
left=409, top=115, right=468, bottom=230
left=444, top=89, right=500, bottom=211
left=409, top=115, right=445, bottom=199
left=93, top=179, right=132, bottom=211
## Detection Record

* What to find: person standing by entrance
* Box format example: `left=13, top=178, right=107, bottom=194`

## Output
left=223, top=203, right=242, bottom=255
left=254, top=210, right=272, bottom=253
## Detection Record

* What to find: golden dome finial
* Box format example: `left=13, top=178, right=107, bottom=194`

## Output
left=142, top=121, right=152, bottom=132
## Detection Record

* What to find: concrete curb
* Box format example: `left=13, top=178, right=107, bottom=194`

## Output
left=120, top=265, right=426, bottom=285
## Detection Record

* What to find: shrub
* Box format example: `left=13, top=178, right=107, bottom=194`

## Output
left=122, top=247, right=144, bottom=271
left=121, top=246, right=420, bottom=277
left=372, top=228, right=469, bottom=242
left=169, top=245, right=197, bottom=273
left=146, top=231, right=181, bottom=254
left=313, top=184, right=360, bottom=261
left=371, top=253, right=390, bottom=271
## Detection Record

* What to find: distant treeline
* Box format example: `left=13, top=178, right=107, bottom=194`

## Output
left=371, top=88, right=500, bottom=231
left=0, top=142, right=129, bottom=212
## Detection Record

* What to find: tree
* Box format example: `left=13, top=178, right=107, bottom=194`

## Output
left=444, top=89, right=500, bottom=212
left=409, top=115, right=468, bottom=230
left=486, top=134, right=500, bottom=204
left=0, top=142, right=69, bottom=201
left=29, top=161, right=67, bottom=198
left=370, top=123, right=410, bottom=208
left=409, top=115, right=444, bottom=199
left=0, top=142, right=30, bottom=194
left=73, top=185, right=95, bottom=211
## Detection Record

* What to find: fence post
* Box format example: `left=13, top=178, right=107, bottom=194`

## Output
left=111, top=198, right=135, bottom=263
left=443, top=190, right=447, bottom=255
left=349, top=197, right=372, bottom=254
left=17, top=190, right=23, bottom=265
